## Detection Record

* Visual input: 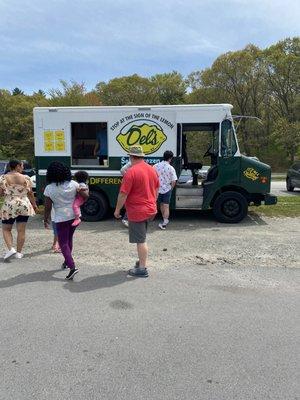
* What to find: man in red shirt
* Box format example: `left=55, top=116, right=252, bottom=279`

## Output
left=114, top=146, right=159, bottom=277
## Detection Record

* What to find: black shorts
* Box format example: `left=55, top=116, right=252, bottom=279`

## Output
left=2, top=215, right=29, bottom=225
left=158, top=190, right=172, bottom=204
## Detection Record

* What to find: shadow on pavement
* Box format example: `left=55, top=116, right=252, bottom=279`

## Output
left=1, top=249, right=52, bottom=263
left=0, top=269, right=62, bottom=288
left=243, top=212, right=268, bottom=226
left=0, top=269, right=135, bottom=292
left=24, top=249, right=52, bottom=258
left=63, top=270, right=136, bottom=293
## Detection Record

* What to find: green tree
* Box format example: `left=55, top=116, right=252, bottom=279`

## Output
left=0, top=90, right=49, bottom=163
left=12, top=87, right=24, bottom=96
left=263, top=37, right=300, bottom=166
left=264, top=37, right=300, bottom=121
left=187, top=45, right=267, bottom=155
left=95, top=74, right=157, bottom=106
left=33, top=89, right=46, bottom=97
left=150, top=71, right=187, bottom=104
left=272, top=118, right=300, bottom=163
left=49, top=80, right=100, bottom=106
left=0, top=37, right=298, bottom=171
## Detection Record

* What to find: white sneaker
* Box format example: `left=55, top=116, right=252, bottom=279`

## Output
left=158, top=223, right=167, bottom=230
left=122, top=219, right=129, bottom=228
left=15, top=252, right=24, bottom=259
left=4, top=248, right=16, bottom=260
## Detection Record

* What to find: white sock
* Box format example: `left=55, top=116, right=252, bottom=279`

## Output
left=163, top=218, right=169, bottom=225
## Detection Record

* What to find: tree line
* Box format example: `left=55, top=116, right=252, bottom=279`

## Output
left=0, top=37, right=299, bottom=170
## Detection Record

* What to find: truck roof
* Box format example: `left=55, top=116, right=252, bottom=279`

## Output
left=33, top=104, right=233, bottom=111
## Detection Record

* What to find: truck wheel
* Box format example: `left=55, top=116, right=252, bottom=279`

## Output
left=213, top=191, right=248, bottom=223
left=81, top=191, right=108, bottom=221
left=286, top=178, right=294, bottom=192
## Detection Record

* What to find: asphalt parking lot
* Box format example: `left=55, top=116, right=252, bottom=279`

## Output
left=0, top=214, right=299, bottom=400
left=271, top=180, right=300, bottom=196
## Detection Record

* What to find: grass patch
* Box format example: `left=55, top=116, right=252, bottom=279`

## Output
left=250, top=196, right=300, bottom=218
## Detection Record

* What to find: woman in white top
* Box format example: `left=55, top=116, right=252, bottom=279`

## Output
left=43, top=162, right=88, bottom=280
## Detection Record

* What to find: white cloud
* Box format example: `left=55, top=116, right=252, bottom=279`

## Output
left=0, top=0, right=299, bottom=92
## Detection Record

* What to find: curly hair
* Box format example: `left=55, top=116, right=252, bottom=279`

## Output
left=46, top=161, right=72, bottom=184
left=9, top=159, right=22, bottom=170
left=74, top=170, right=89, bottom=184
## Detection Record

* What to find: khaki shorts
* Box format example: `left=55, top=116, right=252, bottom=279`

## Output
left=129, top=220, right=149, bottom=243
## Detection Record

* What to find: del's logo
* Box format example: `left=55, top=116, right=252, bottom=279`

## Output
left=243, top=167, right=259, bottom=181
left=116, top=120, right=167, bottom=155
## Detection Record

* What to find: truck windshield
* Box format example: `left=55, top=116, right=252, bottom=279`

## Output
left=212, top=130, right=218, bottom=154
left=221, top=120, right=238, bottom=157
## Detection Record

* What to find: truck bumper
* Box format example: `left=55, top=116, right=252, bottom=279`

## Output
left=264, top=193, right=277, bottom=205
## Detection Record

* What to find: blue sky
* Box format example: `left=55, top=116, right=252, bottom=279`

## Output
left=0, top=0, right=299, bottom=94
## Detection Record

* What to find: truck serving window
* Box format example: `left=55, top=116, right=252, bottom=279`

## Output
left=71, top=122, right=108, bottom=167
left=221, top=120, right=238, bottom=157
left=182, top=123, right=219, bottom=166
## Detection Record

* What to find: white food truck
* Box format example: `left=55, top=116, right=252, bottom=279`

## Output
left=34, top=104, right=276, bottom=223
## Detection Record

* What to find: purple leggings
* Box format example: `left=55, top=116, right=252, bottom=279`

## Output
left=56, top=219, right=77, bottom=269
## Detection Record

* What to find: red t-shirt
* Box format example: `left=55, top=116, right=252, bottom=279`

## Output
left=120, top=161, right=159, bottom=222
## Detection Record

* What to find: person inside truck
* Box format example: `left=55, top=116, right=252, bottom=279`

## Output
left=182, top=133, right=188, bottom=168
left=93, top=122, right=108, bottom=165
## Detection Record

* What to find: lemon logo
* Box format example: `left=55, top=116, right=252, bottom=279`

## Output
left=243, top=167, right=259, bottom=181
left=116, top=120, right=167, bottom=155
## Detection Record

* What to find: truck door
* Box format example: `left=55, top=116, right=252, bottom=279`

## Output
left=175, top=123, right=219, bottom=210
left=202, top=119, right=240, bottom=210
left=218, top=119, right=240, bottom=184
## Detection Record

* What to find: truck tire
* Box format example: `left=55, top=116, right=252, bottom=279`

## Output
left=81, top=191, right=108, bottom=221
left=286, top=178, right=294, bottom=192
left=213, top=191, right=248, bottom=223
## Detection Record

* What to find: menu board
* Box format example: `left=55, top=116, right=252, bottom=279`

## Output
left=43, top=130, right=66, bottom=152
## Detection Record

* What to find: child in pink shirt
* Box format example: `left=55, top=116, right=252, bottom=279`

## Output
left=72, top=171, right=89, bottom=227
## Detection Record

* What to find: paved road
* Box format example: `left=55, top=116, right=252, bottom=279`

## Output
left=0, top=218, right=299, bottom=400
left=271, top=180, right=300, bottom=196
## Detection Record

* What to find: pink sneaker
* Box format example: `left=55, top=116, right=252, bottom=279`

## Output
left=72, top=218, right=81, bottom=227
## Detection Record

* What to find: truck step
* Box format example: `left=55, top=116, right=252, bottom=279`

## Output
left=176, top=187, right=203, bottom=196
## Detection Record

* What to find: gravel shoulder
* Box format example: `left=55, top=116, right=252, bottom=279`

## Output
left=25, top=212, right=300, bottom=270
